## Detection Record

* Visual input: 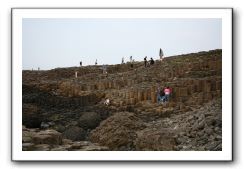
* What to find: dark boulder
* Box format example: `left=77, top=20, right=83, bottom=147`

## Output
left=78, top=112, right=101, bottom=130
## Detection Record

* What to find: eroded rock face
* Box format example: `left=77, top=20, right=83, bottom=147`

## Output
left=78, top=112, right=101, bottom=130
left=89, top=112, right=145, bottom=150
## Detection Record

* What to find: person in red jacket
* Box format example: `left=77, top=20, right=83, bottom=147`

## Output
left=164, top=86, right=172, bottom=102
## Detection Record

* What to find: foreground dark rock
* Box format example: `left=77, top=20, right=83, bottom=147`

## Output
left=78, top=112, right=101, bottom=130
left=22, top=126, right=108, bottom=151
left=90, top=112, right=145, bottom=150
left=62, top=126, right=86, bottom=141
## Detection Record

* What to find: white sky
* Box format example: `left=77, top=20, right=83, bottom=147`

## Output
left=23, top=18, right=222, bottom=70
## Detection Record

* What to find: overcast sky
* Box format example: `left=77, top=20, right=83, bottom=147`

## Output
left=23, top=18, right=221, bottom=70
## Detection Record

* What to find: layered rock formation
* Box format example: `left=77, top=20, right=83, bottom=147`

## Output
left=22, top=49, right=222, bottom=151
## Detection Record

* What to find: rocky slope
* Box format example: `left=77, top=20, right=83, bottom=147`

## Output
left=22, top=49, right=222, bottom=151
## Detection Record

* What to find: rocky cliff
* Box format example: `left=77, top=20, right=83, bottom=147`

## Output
left=22, top=49, right=222, bottom=151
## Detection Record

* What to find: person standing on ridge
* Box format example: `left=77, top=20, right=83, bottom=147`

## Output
left=159, top=48, right=164, bottom=62
left=122, top=57, right=125, bottom=64
left=95, top=59, right=97, bottom=65
left=130, top=56, right=133, bottom=68
left=144, top=56, right=147, bottom=67
left=80, top=61, right=82, bottom=67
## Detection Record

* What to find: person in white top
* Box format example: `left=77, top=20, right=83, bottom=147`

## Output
left=104, top=98, right=110, bottom=106
left=159, top=48, right=164, bottom=62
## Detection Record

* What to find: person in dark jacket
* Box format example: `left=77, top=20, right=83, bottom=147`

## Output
left=144, top=56, right=147, bottom=67
left=150, top=57, right=155, bottom=65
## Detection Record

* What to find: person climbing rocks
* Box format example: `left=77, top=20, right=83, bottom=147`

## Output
left=157, top=86, right=166, bottom=104
left=144, top=56, right=147, bottom=67
left=164, top=86, right=172, bottom=102
left=159, top=88, right=166, bottom=103
left=104, top=98, right=110, bottom=106
left=150, top=57, right=155, bottom=65
left=156, top=86, right=161, bottom=103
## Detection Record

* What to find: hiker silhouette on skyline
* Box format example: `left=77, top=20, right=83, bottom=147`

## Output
left=122, top=57, right=125, bottom=64
left=144, top=56, right=147, bottom=67
left=159, top=48, right=164, bottom=62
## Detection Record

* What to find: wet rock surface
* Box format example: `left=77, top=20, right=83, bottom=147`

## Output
left=22, top=49, right=222, bottom=151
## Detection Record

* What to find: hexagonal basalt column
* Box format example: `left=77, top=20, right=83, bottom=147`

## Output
left=137, top=90, right=143, bottom=102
